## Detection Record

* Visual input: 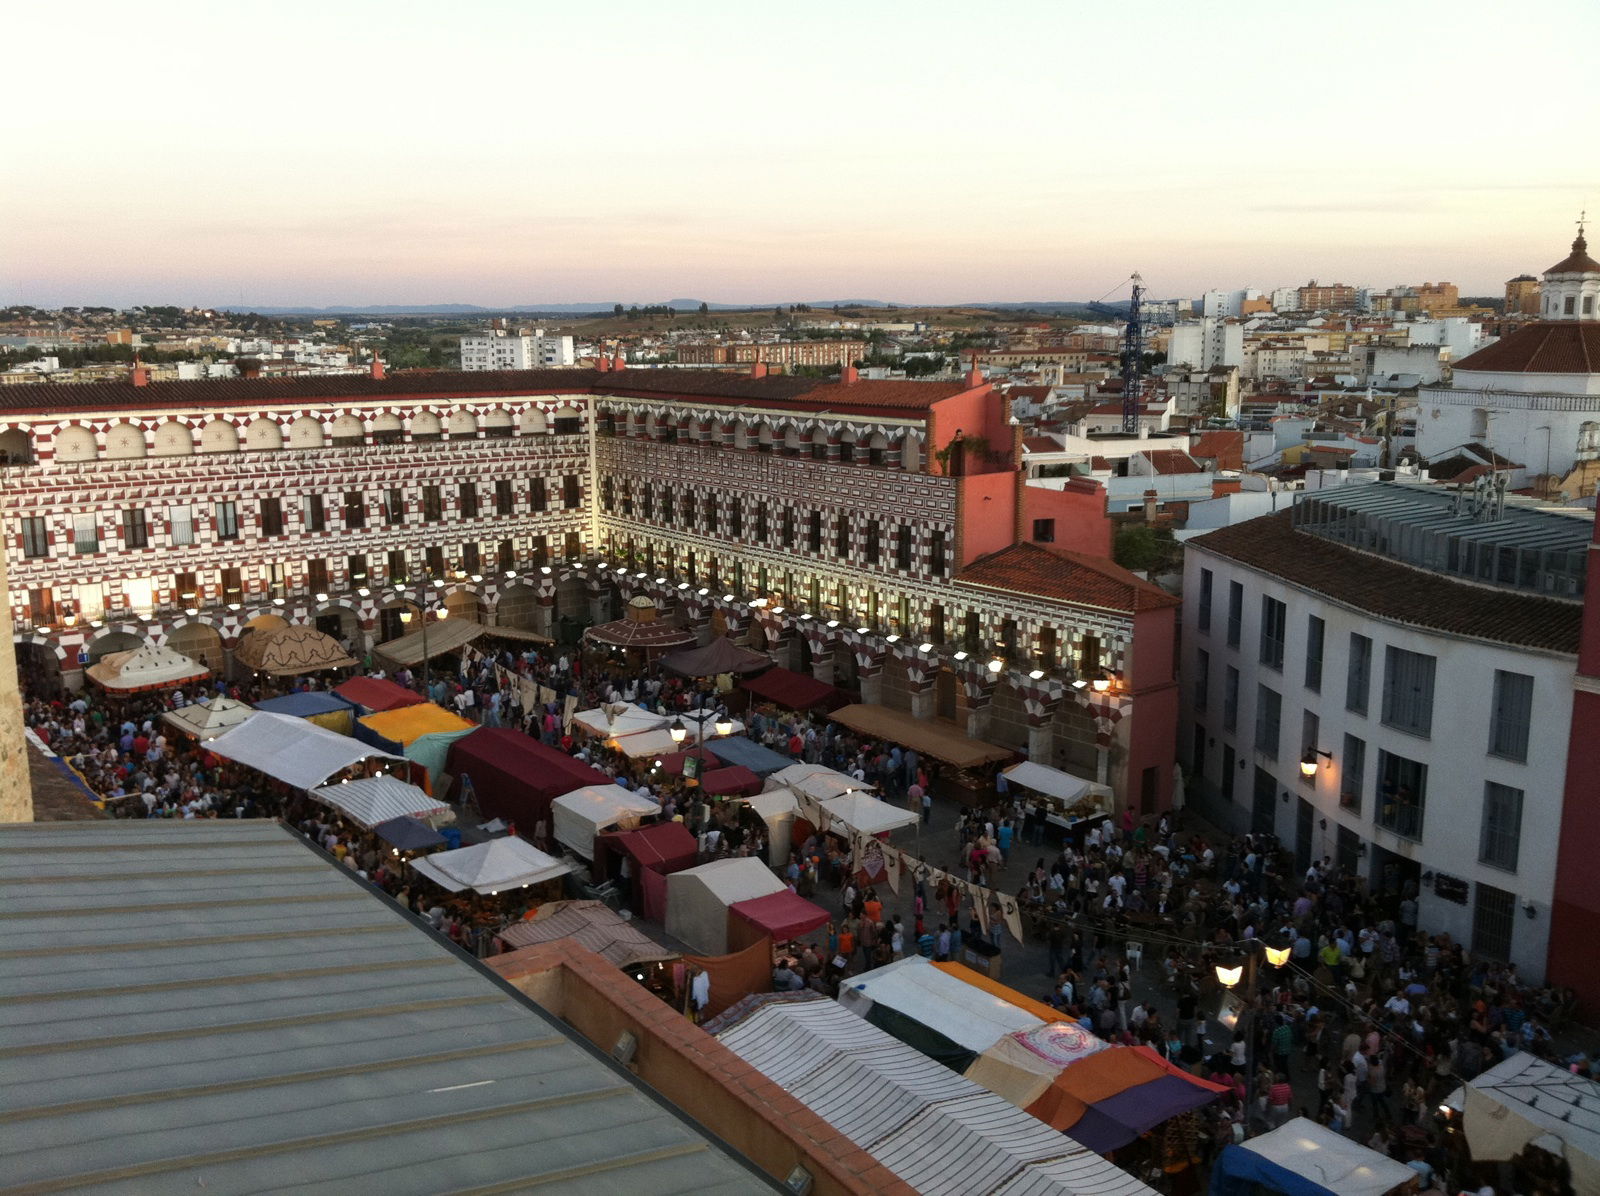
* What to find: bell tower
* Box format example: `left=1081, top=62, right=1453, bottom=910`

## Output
left=1539, top=214, right=1600, bottom=321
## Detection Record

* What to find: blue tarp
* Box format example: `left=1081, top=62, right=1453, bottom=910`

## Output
left=255, top=692, right=351, bottom=718
left=700, top=735, right=793, bottom=777
left=1209, top=1143, right=1329, bottom=1196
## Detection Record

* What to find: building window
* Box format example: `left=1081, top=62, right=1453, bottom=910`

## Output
left=963, top=610, right=981, bottom=653
left=564, top=531, right=581, bottom=559
left=1340, top=734, right=1365, bottom=812
left=729, top=501, right=743, bottom=539
left=426, top=545, right=445, bottom=576
left=261, top=497, right=284, bottom=537
left=755, top=502, right=769, bottom=540
left=304, top=494, right=327, bottom=533
left=421, top=487, right=441, bottom=523
left=1079, top=633, right=1100, bottom=675
left=657, top=488, right=671, bottom=526
left=1254, top=684, right=1281, bottom=759
left=307, top=559, right=329, bottom=595
left=1381, top=646, right=1436, bottom=737
left=896, top=526, right=913, bottom=570
left=807, top=511, right=822, bottom=554
left=388, top=550, right=408, bottom=584
left=1479, top=781, right=1524, bottom=873
left=781, top=509, right=795, bottom=549
left=1193, top=648, right=1210, bottom=710
left=497, top=539, right=514, bottom=571
left=1038, top=624, right=1057, bottom=668
left=1223, top=666, right=1240, bottom=733
left=703, top=495, right=719, bottom=533
left=221, top=567, right=243, bottom=603
left=930, top=529, right=947, bottom=576
left=1472, top=882, right=1516, bottom=963
left=1488, top=670, right=1533, bottom=763
left=385, top=489, right=404, bottom=526
left=679, top=492, right=694, bottom=526
left=1226, top=581, right=1243, bottom=647
left=1259, top=596, right=1286, bottom=670
left=864, top=519, right=881, bottom=564
left=1300, top=710, right=1319, bottom=784
left=528, top=478, right=548, bottom=512
left=1032, top=518, right=1055, bottom=543
left=459, top=482, right=479, bottom=519
left=1376, top=750, right=1427, bottom=840
left=620, top=483, right=633, bottom=518
left=835, top=514, right=850, bottom=559
left=929, top=603, right=946, bottom=645
left=462, top=542, right=480, bottom=575
left=347, top=554, right=368, bottom=585
left=72, top=513, right=99, bottom=554
left=531, top=535, right=548, bottom=566
left=121, top=509, right=149, bottom=550
left=342, top=491, right=365, bottom=530
left=170, top=503, right=197, bottom=545
left=1346, top=633, right=1371, bottom=715
left=1304, top=615, right=1324, bottom=693
left=496, top=479, right=515, bottom=517
left=214, top=502, right=240, bottom=541
left=554, top=412, right=583, bottom=436
left=1197, top=568, right=1213, bottom=632
left=563, top=476, right=581, bottom=509
left=174, top=571, right=198, bottom=607
left=21, top=516, right=48, bottom=558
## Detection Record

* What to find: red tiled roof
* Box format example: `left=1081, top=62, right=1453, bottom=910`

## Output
left=955, top=541, right=1180, bottom=613
left=1188, top=430, right=1244, bottom=470
left=1022, top=435, right=1064, bottom=454
left=1138, top=449, right=1204, bottom=475
left=1453, top=322, right=1600, bottom=375
left=1189, top=510, right=1581, bottom=653
left=0, top=368, right=973, bottom=417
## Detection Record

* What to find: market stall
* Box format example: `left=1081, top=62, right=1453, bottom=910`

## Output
left=700, top=765, right=763, bottom=798
left=354, top=703, right=476, bottom=756
left=737, top=665, right=846, bottom=712
left=771, top=762, right=875, bottom=800
left=86, top=643, right=209, bottom=694
left=205, top=711, right=403, bottom=791
left=818, top=791, right=918, bottom=837
left=649, top=747, right=722, bottom=777
left=495, top=900, right=679, bottom=970
left=254, top=691, right=354, bottom=735
left=742, top=789, right=799, bottom=866
left=840, top=955, right=1044, bottom=1059
left=235, top=625, right=358, bottom=676
left=408, top=836, right=573, bottom=895
left=162, top=696, right=254, bottom=741
left=308, top=776, right=451, bottom=829
left=1210, top=1117, right=1418, bottom=1196
left=726, top=889, right=829, bottom=953
left=444, top=728, right=610, bottom=829
left=372, top=816, right=446, bottom=853
left=334, top=675, right=424, bottom=714
left=1443, top=1051, right=1600, bottom=1195
left=697, top=735, right=792, bottom=777
left=660, top=637, right=772, bottom=679
left=1003, top=761, right=1114, bottom=845
left=665, top=857, right=786, bottom=955
left=552, top=785, right=660, bottom=860
left=829, top=703, right=1013, bottom=768
left=594, top=821, right=700, bottom=919
left=571, top=703, right=670, bottom=740
left=582, top=596, right=696, bottom=657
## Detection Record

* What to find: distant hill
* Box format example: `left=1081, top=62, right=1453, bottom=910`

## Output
left=233, top=297, right=1124, bottom=318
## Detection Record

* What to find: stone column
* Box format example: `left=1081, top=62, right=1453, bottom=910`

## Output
left=533, top=594, right=555, bottom=637
left=854, top=643, right=887, bottom=706
left=811, top=652, right=836, bottom=685
left=0, top=533, right=34, bottom=821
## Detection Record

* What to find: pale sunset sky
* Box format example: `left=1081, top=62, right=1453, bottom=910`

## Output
left=4, top=0, right=1596, bottom=308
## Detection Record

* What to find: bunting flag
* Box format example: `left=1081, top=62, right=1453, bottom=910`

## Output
left=561, top=694, right=578, bottom=732
left=880, top=843, right=902, bottom=894
left=997, top=891, right=1024, bottom=944
left=537, top=684, right=556, bottom=708
left=518, top=677, right=540, bottom=714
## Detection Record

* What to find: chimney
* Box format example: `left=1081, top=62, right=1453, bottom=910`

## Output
left=840, top=365, right=859, bottom=385
left=130, top=357, right=149, bottom=388
left=611, top=353, right=626, bottom=371
left=965, top=364, right=984, bottom=388
left=595, top=354, right=611, bottom=372
left=750, top=361, right=768, bottom=379
left=370, top=356, right=385, bottom=381
left=1143, top=489, right=1159, bottom=521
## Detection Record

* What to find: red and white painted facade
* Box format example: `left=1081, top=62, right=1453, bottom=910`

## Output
left=2, top=364, right=1178, bottom=810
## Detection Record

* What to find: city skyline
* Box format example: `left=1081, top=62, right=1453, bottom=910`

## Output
left=4, top=0, right=1596, bottom=308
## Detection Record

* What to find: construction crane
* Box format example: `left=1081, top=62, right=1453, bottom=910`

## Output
left=1086, top=272, right=1146, bottom=435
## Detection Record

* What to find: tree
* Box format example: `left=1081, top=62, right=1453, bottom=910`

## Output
left=1113, top=525, right=1175, bottom=574
left=698, top=302, right=709, bottom=315
left=613, top=303, right=625, bottom=318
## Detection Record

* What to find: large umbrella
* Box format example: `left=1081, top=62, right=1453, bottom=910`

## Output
left=373, top=817, right=446, bottom=852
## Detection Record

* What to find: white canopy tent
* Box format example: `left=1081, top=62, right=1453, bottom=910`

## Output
left=1230, top=1118, right=1417, bottom=1196
left=86, top=643, right=209, bottom=692
left=571, top=704, right=669, bottom=740
left=839, top=955, right=1045, bottom=1053
left=205, top=712, right=403, bottom=791
left=1445, top=1052, right=1600, bottom=1195
left=818, top=791, right=918, bottom=837
left=614, top=728, right=683, bottom=760
left=309, top=776, right=453, bottom=830
left=1003, top=761, right=1092, bottom=802
left=551, top=785, right=660, bottom=859
left=771, top=762, right=874, bottom=800
left=409, top=836, right=574, bottom=895
left=743, top=789, right=799, bottom=867
left=665, top=857, right=786, bottom=954
left=163, top=697, right=254, bottom=741
left=714, top=994, right=1153, bottom=1196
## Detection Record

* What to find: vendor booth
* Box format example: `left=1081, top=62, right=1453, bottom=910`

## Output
left=1003, top=761, right=1114, bottom=844
left=254, top=691, right=354, bottom=735
left=742, top=789, right=799, bottom=866
left=408, top=836, right=573, bottom=895
left=726, top=889, right=829, bottom=953
left=496, top=900, right=679, bottom=970
left=829, top=704, right=1013, bottom=769
left=308, top=776, right=451, bottom=829
left=552, top=785, right=660, bottom=860
left=1443, top=1051, right=1600, bottom=1195
left=737, top=666, right=846, bottom=712
left=665, top=857, right=786, bottom=955
left=235, top=625, right=358, bottom=676
left=444, top=728, right=610, bottom=829
left=571, top=703, right=669, bottom=740
left=700, top=765, right=763, bottom=798
left=661, top=638, right=771, bottom=678
left=355, top=703, right=476, bottom=756
left=1210, top=1117, right=1418, bottom=1196
left=583, top=596, right=695, bottom=656
left=334, top=675, right=424, bottom=714
left=840, top=955, right=1044, bottom=1058
left=819, top=791, right=918, bottom=837
left=163, top=696, right=254, bottom=741
left=372, top=816, right=446, bottom=853
left=86, top=643, right=209, bottom=694
left=205, top=712, right=403, bottom=791
left=697, top=735, right=792, bottom=777
left=772, top=762, right=875, bottom=800
left=594, top=821, right=700, bottom=920
left=650, top=747, right=721, bottom=777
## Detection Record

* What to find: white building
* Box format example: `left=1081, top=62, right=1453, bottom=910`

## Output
left=1270, top=287, right=1301, bottom=313
left=1415, top=228, right=1600, bottom=482
left=1202, top=289, right=1249, bottom=319
left=461, top=329, right=577, bottom=370
left=1180, top=482, right=1590, bottom=980
left=1167, top=319, right=1244, bottom=371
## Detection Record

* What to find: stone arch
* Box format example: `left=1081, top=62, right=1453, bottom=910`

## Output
left=104, top=421, right=147, bottom=459
left=443, top=588, right=483, bottom=623
left=150, top=419, right=194, bottom=457
left=410, top=411, right=442, bottom=441
left=520, top=408, right=549, bottom=435
left=86, top=628, right=145, bottom=663
left=13, top=636, right=64, bottom=698
left=53, top=424, right=97, bottom=462
left=288, top=416, right=326, bottom=448
left=783, top=425, right=809, bottom=454
left=483, top=408, right=514, bottom=438
left=371, top=412, right=404, bottom=443
left=167, top=621, right=225, bottom=672
left=310, top=602, right=359, bottom=646
left=732, top=420, right=752, bottom=450
left=866, top=431, right=889, bottom=466
left=495, top=582, right=541, bottom=629
left=244, top=418, right=282, bottom=451
left=447, top=409, right=478, bottom=438
left=376, top=597, right=421, bottom=645
left=329, top=413, right=364, bottom=446
left=0, top=427, right=33, bottom=465
left=552, top=405, right=583, bottom=433
left=901, top=432, right=923, bottom=471
left=199, top=419, right=239, bottom=453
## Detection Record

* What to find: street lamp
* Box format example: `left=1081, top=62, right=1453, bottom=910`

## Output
left=1214, top=962, right=1243, bottom=988
left=1300, top=749, right=1332, bottom=778
left=398, top=603, right=437, bottom=698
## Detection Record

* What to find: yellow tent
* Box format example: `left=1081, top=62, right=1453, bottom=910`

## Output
left=358, top=704, right=476, bottom=749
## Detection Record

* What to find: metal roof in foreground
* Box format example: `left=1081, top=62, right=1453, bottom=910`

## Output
left=0, top=820, right=771, bottom=1195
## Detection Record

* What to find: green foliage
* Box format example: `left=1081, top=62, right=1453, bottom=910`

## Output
left=1113, top=524, right=1175, bottom=573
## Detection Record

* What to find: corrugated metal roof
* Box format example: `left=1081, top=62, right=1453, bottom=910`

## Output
left=0, top=820, right=770, bottom=1194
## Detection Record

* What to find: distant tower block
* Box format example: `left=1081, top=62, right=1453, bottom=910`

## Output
left=0, top=528, right=33, bottom=822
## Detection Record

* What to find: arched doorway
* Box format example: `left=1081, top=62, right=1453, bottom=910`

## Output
left=14, top=638, right=62, bottom=699
left=312, top=604, right=359, bottom=650
left=167, top=623, right=225, bottom=673
left=86, top=630, right=144, bottom=663
left=444, top=590, right=482, bottom=623
left=496, top=583, right=540, bottom=630
left=377, top=600, right=421, bottom=645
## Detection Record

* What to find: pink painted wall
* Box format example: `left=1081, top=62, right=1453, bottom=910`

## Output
left=1122, top=606, right=1180, bottom=813
left=957, top=472, right=1017, bottom=567
left=1022, top=481, right=1112, bottom=558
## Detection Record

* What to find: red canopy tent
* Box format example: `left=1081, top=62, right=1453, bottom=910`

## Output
left=607, top=821, right=699, bottom=874
left=700, top=764, right=763, bottom=797
left=652, top=747, right=721, bottom=777
left=336, top=675, right=425, bottom=713
left=727, top=889, right=830, bottom=952
left=738, top=666, right=847, bottom=712
left=445, top=728, right=610, bottom=829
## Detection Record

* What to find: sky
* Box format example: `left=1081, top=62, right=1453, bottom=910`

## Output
left=4, top=0, right=1597, bottom=308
